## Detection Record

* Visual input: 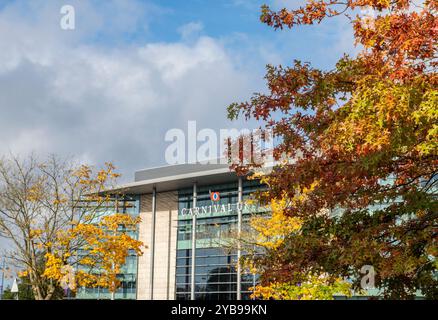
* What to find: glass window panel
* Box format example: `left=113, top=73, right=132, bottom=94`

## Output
left=176, top=181, right=266, bottom=301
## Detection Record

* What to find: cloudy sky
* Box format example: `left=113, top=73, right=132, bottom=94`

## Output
left=0, top=0, right=357, bottom=181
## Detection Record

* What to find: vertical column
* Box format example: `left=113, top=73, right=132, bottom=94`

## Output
left=237, top=177, right=243, bottom=300
left=166, top=209, right=172, bottom=300
left=190, top=182, right=197, bottom=300
left=150, top=187, right=157, bottom=300
left=112, top=196, right=119, bottom=300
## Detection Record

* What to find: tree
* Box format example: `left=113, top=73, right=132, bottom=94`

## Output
left=228, top=1, right=437, bottom=299
left=2, top=271, right=64, bottom=300
left=2, top=276, right=34, bottom=300
left=2, top=279, right=34, bottom=300
left=43, top=213, right=144, bottom=299
left=0, top=154, right=144, bottom=300
left=236, top=193, right=352, bottom=299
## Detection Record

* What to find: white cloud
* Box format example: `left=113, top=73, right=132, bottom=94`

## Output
left=0, top=0, right=358, bottom=180
left=0, top=1, right=256, bottom=180
left=177, top=22, right=204, bottom=40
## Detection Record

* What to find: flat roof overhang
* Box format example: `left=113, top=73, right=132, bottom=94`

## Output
left=109, top=166, right=239, bottom=195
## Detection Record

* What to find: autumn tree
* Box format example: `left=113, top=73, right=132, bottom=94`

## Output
left=228, top=1, right=437, bottom=299
left=0, top=154, right=144, bottom=300
left=229, top=189, right=352, bottom=300
left=44, top=213, right=144, bottom=300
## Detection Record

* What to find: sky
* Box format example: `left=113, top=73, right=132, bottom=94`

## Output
left=0, top=0, right=358, bottom=182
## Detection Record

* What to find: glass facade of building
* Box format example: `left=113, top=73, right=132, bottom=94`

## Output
left=175, top=180, right=265, bottom=300
left=74, top=174, right=268, bottom=300
left=76, top=195, right=140, bottom=300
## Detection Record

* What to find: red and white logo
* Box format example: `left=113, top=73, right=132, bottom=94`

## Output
left=210, top=192, right=220, bottom=202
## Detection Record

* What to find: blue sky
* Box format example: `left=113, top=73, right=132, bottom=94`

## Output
left=0, top=0, right=357, bottom=179
left=74, top=0, right=356, bottom=69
